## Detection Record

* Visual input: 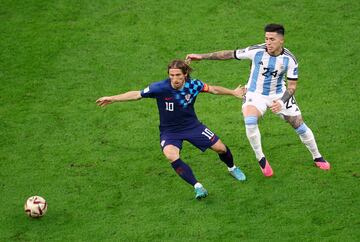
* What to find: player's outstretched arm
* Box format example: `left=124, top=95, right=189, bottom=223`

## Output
left=96, top=91, right=142, bottom=107
left=185, top=50, right=235, bottom=63
left=207, top=84, right=245, bottom=99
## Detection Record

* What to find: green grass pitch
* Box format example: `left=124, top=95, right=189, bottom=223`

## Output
left=1, top=0, right=359, bottom=241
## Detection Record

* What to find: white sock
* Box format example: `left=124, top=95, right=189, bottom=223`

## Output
left=296, top=124, right=321, bottom=159
left=194, top=182, right=203, bottom=189
left=227, top=165, right=236, bottom=172
left=246, top=124, right=265, bottom=160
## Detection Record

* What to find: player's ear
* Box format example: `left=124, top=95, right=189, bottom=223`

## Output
left=279, top=35, right=284, bottom=44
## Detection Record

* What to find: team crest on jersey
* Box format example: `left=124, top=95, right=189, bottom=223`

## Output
left=175, top=79, right=204, bottom=108
left=276, top=64, right=286, bottom=75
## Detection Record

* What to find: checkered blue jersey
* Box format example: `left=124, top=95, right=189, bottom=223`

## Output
left=235, top=43, right=298, bottom=96
left=140, top=78, right=209, bottom=132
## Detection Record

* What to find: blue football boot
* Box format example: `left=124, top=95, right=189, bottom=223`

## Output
left=229, top=167, right=246, bottom=181
left=194, top=187, right=208, bottom=200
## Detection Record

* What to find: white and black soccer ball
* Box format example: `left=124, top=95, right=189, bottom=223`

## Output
left=24, top=196, right=48, bottom=218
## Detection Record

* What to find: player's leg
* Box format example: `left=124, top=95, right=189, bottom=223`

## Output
left=161, top=135, right=207, bottom=199
left=186, top=124, right=246, bottom=181
left=210, top=139, right=246, bottom=181
left=243, top=103, right=273, bottom=177
left=163, top=144, right=197, bottom=186
left=283, top=115, right=330, bottom=170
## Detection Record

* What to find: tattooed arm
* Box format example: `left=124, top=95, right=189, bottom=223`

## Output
left=185, top=50, right=235, bottom=62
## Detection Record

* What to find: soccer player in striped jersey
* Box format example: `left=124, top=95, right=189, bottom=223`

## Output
left=96, top=60, right=246, bottom=200
left=186, top=23, right=330, bottom=177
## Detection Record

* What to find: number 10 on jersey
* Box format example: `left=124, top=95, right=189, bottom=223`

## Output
left=165, top=102, right=174, bottom=111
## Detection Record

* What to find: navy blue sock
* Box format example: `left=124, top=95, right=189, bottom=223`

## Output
left=171, top=159, right=198, bottom=186
left=314, top=157, right=326, bottom=162
left=259, top=157, right=266, bottom=169
left=218, top=146, right=234, bottom=168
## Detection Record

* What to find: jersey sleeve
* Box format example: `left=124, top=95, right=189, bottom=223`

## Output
left=234, top=44, right=263, bottom=60
left=287, top=58, right=298, bottom=80
left=140, top=82, right=161, bottom=98
left=234, top=47, right=250, bottom=60
left=192, top=79, right=208, bottom=93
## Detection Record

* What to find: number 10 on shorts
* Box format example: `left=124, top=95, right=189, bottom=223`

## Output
left=202, top=128, right=214, bottom=139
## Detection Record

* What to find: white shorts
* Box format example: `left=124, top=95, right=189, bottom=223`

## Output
left=242, top=91, right=302, bottom=117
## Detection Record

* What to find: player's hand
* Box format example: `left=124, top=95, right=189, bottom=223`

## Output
left=270, top=100, right=284, bottom=113
left=233, top=84, right=246, bottom=99
left=96, top=97, right=113, bottom=107
left=185, top=54, right=203, bottom=64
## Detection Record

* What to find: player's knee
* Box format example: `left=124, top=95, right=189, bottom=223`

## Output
left=163, top=146, right=180, bottom=162
left=218, top=145, right=227, bottom=154
left=211, top=140, right=227, bottom=154
left=286, top=115, right=303, bottom=129
left=164, top=153, right=179, bottom=162
left=243, top=105, right=262, bottom=117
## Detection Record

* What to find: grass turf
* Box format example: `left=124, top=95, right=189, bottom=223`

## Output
left=1, top=0, right=359, bottom=241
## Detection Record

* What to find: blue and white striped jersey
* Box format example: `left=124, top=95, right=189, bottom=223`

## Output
left=235, top=43, right=298, bottom=96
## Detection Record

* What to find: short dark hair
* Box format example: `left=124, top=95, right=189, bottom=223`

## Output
left=264, top=23, right=285, bottom=36
left=167, top=60, right=193, bottom=79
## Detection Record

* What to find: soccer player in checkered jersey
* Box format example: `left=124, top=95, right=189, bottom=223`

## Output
left=186, top=23, right=330, bottom=177
left=96, top=60, right=246, bottom=199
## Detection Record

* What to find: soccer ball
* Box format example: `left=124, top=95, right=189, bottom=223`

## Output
left=24, top=196, right=48, bottom=218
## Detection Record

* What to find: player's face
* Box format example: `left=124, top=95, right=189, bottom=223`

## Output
left=265, top=32, right=284, bottom=56
left=169, top=68, right=187, bottom=90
